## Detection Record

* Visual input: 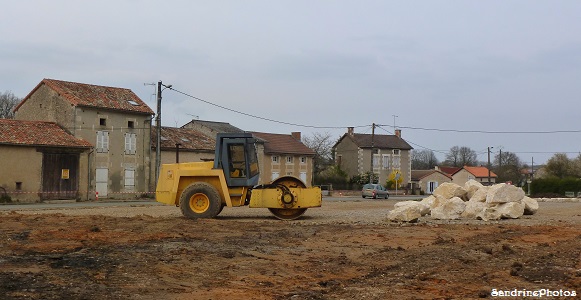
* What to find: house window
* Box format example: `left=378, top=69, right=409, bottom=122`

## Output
left=272, top=156, right=279, bottom=164
left=15, top=182, right=22, bottom=190
left=392, top=156, right=401, bottom=168
left=125, top=133, right=137, bottom=155
left=124, top=169, right=135, bottom=188
left=271, top=172, right=280, bottom=181
left=373, top=154, right=380, bottom=169
left=300, top=172, right=307, bottom=183
left=286, top=156, right=293, bottom=164
left=300, top=157, right=306, bottom=164
left=99, top=118, right=107, bottom=126
left=382, top=154, right=390, bottom=169
left=96, top=131, right=109, bottom=153
left=393, top=149, right=400, bottom=155
left=337, top=155, right=342, bottom=167
left=128, top=121, right=134, bottom=129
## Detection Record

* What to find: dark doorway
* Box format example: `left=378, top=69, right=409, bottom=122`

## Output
left=42, top=152, right=80, bottom=200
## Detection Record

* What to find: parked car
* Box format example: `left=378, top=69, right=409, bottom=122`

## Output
left=361, top=184, right=389, bottom=199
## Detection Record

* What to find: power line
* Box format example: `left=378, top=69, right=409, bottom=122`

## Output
left=390, top=125, right=581, bottom=134
left=167, top=87, right=369, bottom=130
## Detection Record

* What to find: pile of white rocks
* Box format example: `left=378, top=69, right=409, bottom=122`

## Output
left=387, top=180, right=539, bottom=222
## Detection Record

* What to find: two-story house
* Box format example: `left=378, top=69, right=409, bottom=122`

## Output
left=251, top=132, right=316, bottom=186
left=14, top=79, right=154, bottom=199
left=333, top=127, right=413, bottom=188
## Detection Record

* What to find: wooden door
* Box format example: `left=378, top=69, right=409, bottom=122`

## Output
left=42, top=153, right=79, bottom=200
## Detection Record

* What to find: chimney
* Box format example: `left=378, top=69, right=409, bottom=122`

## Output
left=347, top=127, right=354, bottom=136
left=291, top=132, right=301, bottom=141
left=395, top=129, right=401, bottom=138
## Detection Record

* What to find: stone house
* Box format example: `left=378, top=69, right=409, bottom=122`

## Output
left=410, top=169, right=453, bottom=194
left=333, top=127, right=413, bottom=188
left=250, top=132, right=316, bottom=186
left=0, top=119, right=92, bottom=202
left=436, top=165, right=497, bottom=186
left=14, top=79, right=154, bottom=199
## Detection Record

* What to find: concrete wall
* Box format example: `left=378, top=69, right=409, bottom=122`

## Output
left=334, top=137, right=359, bottom=179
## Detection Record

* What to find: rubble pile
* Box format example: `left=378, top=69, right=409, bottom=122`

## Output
left=388, top=180, right=539, bottom=222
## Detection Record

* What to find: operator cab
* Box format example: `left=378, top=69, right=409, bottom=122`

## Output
left=214, top=133, right=260, bottom=187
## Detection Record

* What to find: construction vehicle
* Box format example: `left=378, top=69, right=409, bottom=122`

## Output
left=156, top=133, right=322, bottom=220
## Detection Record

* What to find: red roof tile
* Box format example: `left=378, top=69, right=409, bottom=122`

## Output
left=438, top=166, right=462, bottom=175
left=0, top=119, right=92, bottom=148
left=16, top=79, right=154, bottom=115
left=464, top=166, right=497, bottom=178
left=250, top=132, right=315, bottom=155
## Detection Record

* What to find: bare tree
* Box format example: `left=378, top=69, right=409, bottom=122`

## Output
left=493, top=151, right=523, bottom=184
left=302, top=132, right=335, bottom=175
left=0, top=91, right=21, bottom=119
left=443, top=146, right=478, bottom=167
left=411, top=149, right=439, bottom=170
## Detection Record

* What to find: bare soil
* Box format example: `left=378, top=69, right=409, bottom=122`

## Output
left=1, top=199, right=580, bottom=299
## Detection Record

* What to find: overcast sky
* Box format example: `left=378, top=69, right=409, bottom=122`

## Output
left=3, top=1, right=581, bottom=165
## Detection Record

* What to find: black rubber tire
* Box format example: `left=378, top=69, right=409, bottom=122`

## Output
left=362, top=195, right=366, bottom=199
left=179, top=182, right=222, bottom=219
left=385, top=193, right=389, bottom=199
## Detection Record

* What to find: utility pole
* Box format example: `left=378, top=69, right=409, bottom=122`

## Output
left=487, top=146, right=493, bottom=185
left=155, top=81, right=172, bottom=186
left=369, top=123, right=375, bottom=184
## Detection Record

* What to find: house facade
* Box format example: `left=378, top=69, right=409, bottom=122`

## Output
left=0, top=119, right=92, bottom=202
left=436, top=165, right=497, bottom=186
left=251, top=132, right=316, bottom=186
left=333, top=127, right=413, bottom=188
left=410, top=169, right=453, bottom=194
left=14, top=79, right=154, bottom=199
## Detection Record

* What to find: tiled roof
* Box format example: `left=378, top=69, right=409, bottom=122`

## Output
left=438, top=166, right=462, bottom=175
left=411, top=170, right=453, bottom=181
left=16, top=78, right=154, bottom=115
left=0, top=119, right=92, bottom=148
left=340, top=133, right=413, bottom=150
left=464, top=166, right=497, bottom=178
left=181, top=120, right=244, bottom=133
left=152, top=126, right=215, bottom=151
left=250, top=132, right=315, bottom=155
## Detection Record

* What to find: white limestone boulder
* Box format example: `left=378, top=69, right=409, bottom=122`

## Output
left=387, top=204, right=422, bottom=222
left=486, top=183, right=525, bottom=204
left=520, top=196, right=539, bottom=215
left=468, top=186, right=489, bottom=203
left=394, top=201, right=430, bottom=216
left=477, top=206, right=503, bottom=221
left=420, top=195, right=436, bottom=209
left=464, top=180, right=484, bottom=200
left=461, top=201, right=487, bottom=219
left=497, top=202, right=525, bottom=219
left=433, top=182, right=467, bottom=200
left=430, top=197, right=466, bottom=220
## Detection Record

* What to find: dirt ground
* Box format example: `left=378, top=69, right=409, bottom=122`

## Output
left=1, top=199, right=580, bottom=300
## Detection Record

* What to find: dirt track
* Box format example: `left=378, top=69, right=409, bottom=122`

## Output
left=1, top=199, right=580, bottom=299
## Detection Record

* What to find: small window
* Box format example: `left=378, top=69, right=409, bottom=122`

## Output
left=128, top=121, right=134, bottom=128
left=300, top=157, right=307, bottom=164
left=286, top=156, right=293, bottom=164
left=100, top=118, right=107, bottom=126
left=393, top=149, right=400, bottom=155
left=272, top=156, right=279, bottom=163
left=15, top=182, right=22, bottom=190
